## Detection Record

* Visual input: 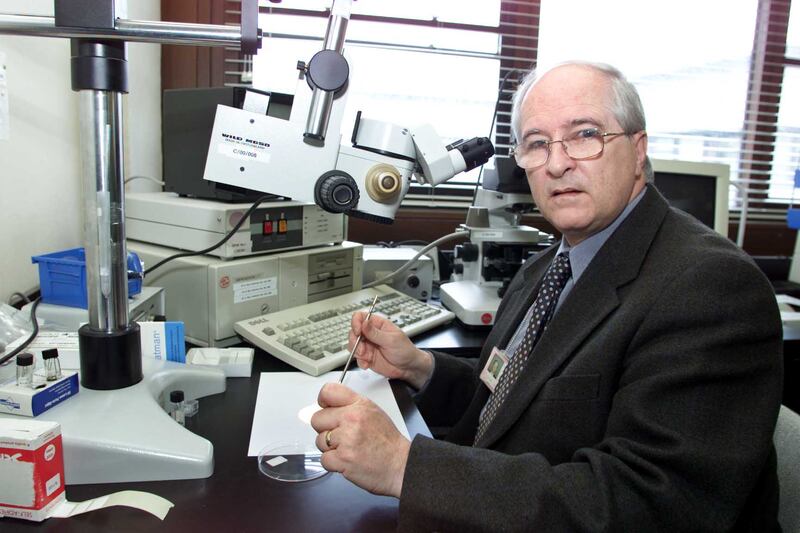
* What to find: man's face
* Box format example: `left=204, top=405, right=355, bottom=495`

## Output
left=519, top=65, right=648, bottom=245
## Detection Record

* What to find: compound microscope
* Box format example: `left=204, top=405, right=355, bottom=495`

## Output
left=440, top=158, right=552, bottom=327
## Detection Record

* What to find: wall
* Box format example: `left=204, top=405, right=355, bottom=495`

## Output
left=0, top=1, right=162, bottom=304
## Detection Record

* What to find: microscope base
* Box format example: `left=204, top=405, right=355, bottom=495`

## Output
left=0, top=358, right=226, bottom=485
left=440, top=281, right=502, bottom=326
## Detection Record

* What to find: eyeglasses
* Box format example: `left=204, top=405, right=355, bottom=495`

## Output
left=511, top=128, right=635, bottom=170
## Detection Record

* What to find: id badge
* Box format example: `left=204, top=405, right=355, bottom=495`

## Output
left=480, top=347, right=509, bottom=393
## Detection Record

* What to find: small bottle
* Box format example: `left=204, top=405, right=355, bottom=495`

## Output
left=169, top=390, right=186, bottom=426
left=16, top=353, right=34, bottom=388
left=42, top=348, right=62, bottom=381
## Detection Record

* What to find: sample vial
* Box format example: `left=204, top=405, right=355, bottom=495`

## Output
left=169, top=390, right=186, bottom=426
left=16, top=353, right=34, bottom=388
left=42, top=348, right=62, bottom=381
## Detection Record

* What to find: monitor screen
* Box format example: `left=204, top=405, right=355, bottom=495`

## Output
left=651, top=159, right=730, bottom=237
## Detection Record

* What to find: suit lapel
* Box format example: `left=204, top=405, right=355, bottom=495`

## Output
left=476, top=185, right=671, bottom=448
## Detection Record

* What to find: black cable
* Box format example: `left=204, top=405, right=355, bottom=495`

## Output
left=470, top=68, right=519, bottom=206
left=144, top=194, right=274, bottom=278
left=8, top=291, right=31, bottom=306
left=0, top=297, right=41, bottom=366
left=375, top=240, right=431, bottom=248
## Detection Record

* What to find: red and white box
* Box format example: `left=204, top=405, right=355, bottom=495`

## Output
left=0, top=419, right=66, bottom=522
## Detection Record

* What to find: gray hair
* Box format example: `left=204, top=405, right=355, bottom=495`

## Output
left=510, top=60, right=653, bottom=182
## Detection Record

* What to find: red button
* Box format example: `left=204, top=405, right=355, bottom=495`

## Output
left=481, top=313, right=493, bottom=324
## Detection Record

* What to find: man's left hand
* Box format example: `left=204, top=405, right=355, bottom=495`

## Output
left=311, top=382, right=410, bottom=498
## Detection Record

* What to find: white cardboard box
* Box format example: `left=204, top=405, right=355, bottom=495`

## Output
left=0, top=371, right=79, bottom=417
left=0, top=419, right=66, bottom=521
left=186, top=347, right=253, bottom=377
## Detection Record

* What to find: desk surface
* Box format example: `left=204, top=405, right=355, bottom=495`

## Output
left=2, top=353, right=431, bottom=532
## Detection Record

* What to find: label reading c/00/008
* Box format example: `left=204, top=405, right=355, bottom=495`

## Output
left=218, top=142, right=271, bottom=164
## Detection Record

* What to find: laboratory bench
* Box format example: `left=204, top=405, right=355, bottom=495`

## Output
left=4, top=316, right=793, bottom=531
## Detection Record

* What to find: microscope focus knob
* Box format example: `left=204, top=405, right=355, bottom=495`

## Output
left=454, top=243, right=479, bottom=262
left=306, top=49, right=349, bottom=93
left=365, top=163, right=402, bottom=204
left=315, top=171, right=360, bottom=214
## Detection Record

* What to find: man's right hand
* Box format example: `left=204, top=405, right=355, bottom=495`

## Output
left=350, top=312, right=433, bottom=390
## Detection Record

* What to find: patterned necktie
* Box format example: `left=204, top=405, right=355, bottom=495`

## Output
left=474, top=252, right=572, bottom=444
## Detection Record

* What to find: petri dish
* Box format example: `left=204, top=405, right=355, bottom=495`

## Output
left=258, top=441, right=329, bottom=482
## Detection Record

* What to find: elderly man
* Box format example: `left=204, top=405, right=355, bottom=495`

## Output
left=311, top=61, right=783, bottom=531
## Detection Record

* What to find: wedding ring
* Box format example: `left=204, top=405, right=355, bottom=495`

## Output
left=325, top=429, right=334, bottom=449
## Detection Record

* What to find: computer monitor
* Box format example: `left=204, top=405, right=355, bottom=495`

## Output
left=651, top=158, right=730, bottom=237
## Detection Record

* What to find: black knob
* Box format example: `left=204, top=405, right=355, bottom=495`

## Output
left=306, top=50, right=349, bottom=93
left=453, top=264, right=464, bottom=275
left=406, top=275, right=420, bottom=289
left=455, top=243, right=479, bottom=262
left=315, top=171, right=360, bottom=214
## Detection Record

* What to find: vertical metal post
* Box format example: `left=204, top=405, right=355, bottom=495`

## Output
left=80, top=89, right=129, bottom=332
left=72, top=38, right=142, bottom=390
left=303, top=0, right=350, bottom=140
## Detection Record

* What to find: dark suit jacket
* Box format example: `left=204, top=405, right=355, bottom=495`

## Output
left=399, top=185, right=783, bottom=532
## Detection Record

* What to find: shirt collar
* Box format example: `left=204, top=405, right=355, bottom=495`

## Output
left=556, top=186, right=647, bottom=283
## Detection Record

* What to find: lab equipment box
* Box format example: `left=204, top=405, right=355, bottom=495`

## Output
left=126, top=192, right=346, bottom=259
left=127, top=240, right=363, bottom=347
left=24, top=286, right=165, bottom=332
left=362, top=245, right=435, bottom=301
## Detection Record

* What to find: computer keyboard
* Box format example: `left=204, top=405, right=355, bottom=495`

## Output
left=234, top=285, right=454, bottom=375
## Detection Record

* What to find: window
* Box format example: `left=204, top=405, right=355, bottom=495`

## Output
left=774, top=1, right=800, bottom=205
left=538, top=0, right=757, bottom=211
left=773, top=67, right=800, bottom=202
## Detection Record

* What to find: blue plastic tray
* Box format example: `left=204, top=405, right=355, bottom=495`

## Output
left=31, top=247, right=142, bottom=309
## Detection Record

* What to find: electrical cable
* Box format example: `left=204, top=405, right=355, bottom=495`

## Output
left=364, top=230, right=468, bottom=289
left=0, top=297, right=41, bottom=366
left=470, top=68, right=519, bottom=206
left=124, top=175, right=166, bottom=187
left=144, top=194, right=273, bottom=278
left=8, top=291, right=32, bottom=305
left=376, top=240, right=430, bottom=248
left=395, top=239, right=430, bottom=247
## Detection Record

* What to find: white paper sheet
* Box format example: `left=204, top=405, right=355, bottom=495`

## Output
left=248, top=369, right=410, bottom=456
